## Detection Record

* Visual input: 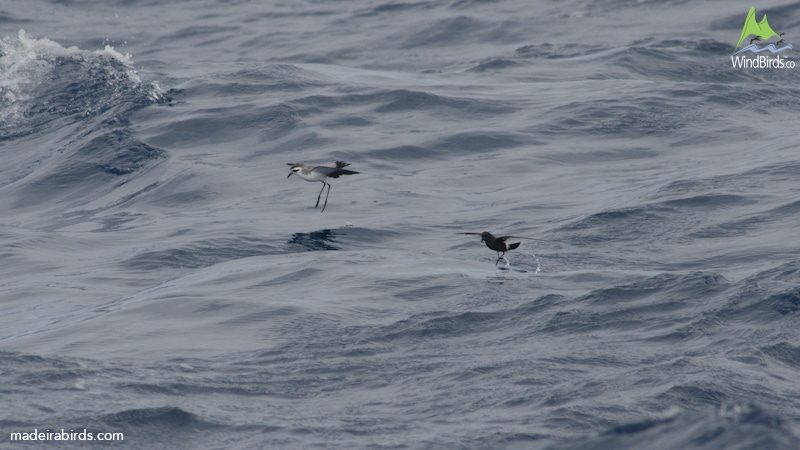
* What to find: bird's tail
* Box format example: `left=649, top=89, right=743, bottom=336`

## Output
left=508, top=242, right=521, bottom=250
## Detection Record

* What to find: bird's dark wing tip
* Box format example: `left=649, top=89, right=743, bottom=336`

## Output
left=326, top=169, right=359, bottom=178
left=503, top=235, right=547, bottom=241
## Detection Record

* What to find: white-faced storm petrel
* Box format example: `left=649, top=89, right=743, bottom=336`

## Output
left=459, top=231, right=545, bottom=265
left=287, top=161, right=359, bottom=212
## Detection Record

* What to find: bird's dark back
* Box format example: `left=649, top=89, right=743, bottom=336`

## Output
left=482, top=234, right=504, bottom=251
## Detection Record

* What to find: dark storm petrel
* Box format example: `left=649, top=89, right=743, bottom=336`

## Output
left=287, top=161, right=359, bottom=212
left=458, top=231, right=545, bottom=265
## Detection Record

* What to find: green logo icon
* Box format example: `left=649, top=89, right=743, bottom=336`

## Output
left=736, top=6, right=782, bottom=50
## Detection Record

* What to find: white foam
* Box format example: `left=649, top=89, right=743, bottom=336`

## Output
left=0, top=29, right=163, bottom=129
left=0, top=30, right=81, bottom=113
left=95, top=44, right=142, bottom=84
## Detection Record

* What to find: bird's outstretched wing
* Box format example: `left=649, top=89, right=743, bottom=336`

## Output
left=327, top=161, right=359, bottom=177
left=458, top=232, right=553, bottom=242
left=328, top=170, right=359, bottom=178
left=499, top=235, right=547, bottom=241
left=311, top=165, right=360, bottom=178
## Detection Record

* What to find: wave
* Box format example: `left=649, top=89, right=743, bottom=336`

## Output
left=0, top=30, right=169, bottom=218
left=123, top=236, right=280, bottom=270
left=101, top=407, right=206, bottom=428
left=554, top=403, right=799, bottom=450
left=0, top=30, right=164, bottom=137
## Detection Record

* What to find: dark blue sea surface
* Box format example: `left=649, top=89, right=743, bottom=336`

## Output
left=2, top=0, right=800, bottom=448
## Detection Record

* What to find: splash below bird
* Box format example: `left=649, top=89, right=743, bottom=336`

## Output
left=458, top=231, right=545, bottom=265
left=287, top=161, right=359, bottom=212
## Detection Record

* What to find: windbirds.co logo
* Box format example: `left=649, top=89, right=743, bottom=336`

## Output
left=731, top=6, right=795, bottom=69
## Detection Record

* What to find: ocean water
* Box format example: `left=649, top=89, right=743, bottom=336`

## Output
left=2, top=0, right=800, bottom=448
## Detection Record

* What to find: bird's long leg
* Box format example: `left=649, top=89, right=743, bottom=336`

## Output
left=495, top=251, right=506, bottom=266
left=315, top=182, right=327, bottom=208
left=320, top=182, right=331, bottom=213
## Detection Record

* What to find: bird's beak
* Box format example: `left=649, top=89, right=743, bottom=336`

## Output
left=287, top=173, right=293, bottom=178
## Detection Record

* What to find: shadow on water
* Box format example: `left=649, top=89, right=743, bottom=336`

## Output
left=121, top=227, right=396, bottom=271
left=287, top=229, right=339, bottom=251
left=286, top=226, right=401, bottom=252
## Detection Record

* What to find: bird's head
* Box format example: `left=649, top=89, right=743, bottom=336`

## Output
left=480, top=231, right=491, bottom=242
left=287, top=164, right=302, bottom=178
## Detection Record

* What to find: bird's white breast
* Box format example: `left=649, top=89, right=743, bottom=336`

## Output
left=297, top=169, right=327, bottom=181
